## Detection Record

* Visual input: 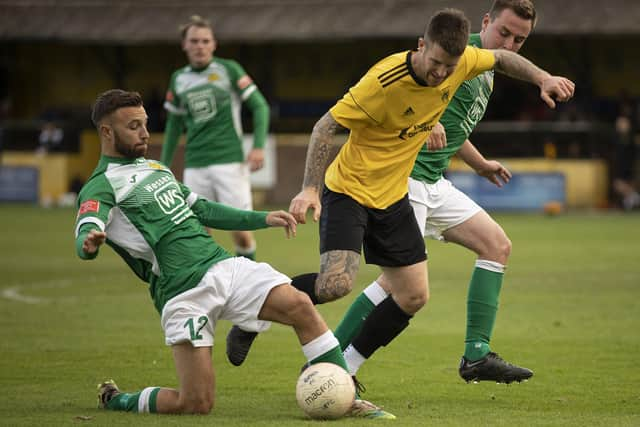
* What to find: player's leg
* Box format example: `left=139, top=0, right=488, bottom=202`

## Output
left=442, top=210, right=510, bottom=359
left=339, top=195, right=428, bottom=377
left=290, top=188, right=366, bottom=304
left=437, top=184, right=531, bottom=382
left=100, top=283, right=218, bottom=414
left=334, top=178, right=430, bottom=350
left=254, top=269, right=394, bottom=419
left=342, top=262, right=427, bottom=377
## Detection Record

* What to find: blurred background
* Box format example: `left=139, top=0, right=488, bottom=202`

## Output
left=1, top=0, right=639, bottom=212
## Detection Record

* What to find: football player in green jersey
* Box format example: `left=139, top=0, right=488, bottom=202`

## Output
left=161, top=15, right=269, bottom=262
left=78, top=89, right=394, bottom=419
left=336, top=0, right=544, bottom=384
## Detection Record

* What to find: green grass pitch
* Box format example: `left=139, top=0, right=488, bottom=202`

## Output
left=1, top=205, right=639, bottom=426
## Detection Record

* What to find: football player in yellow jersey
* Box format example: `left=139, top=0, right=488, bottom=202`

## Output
left=230, top=7, right=573, bottom=396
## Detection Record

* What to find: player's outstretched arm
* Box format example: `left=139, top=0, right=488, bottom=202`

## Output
left=457, top=139, right=511, bottom=188
left=265, top=210, right=297, bottom=239
left=289, top=111, right=344, bottom=223
left=491, top=49, right=575, bottom=108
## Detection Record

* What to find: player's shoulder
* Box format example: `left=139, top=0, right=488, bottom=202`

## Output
left=213, top=56, right=244, bottom=71
left=360, top=51, right=410, bottom=89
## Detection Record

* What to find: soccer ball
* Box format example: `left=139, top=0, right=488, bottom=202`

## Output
left=296, top=362, right=355, bottom=419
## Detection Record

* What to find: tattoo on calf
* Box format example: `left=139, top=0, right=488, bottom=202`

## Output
left=317, top=250, right=360, bottom=302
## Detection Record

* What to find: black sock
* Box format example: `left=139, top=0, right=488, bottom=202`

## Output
left=351, top=296, right=412, bottom=358
left=291, top=273, right=321, bottom=305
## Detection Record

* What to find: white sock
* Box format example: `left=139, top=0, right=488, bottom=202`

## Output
left=302, top=330, right=339, bottom=361
left=343, top=344, right=366, bottom=375
left=475, top=259, right=505, bottom=273
left=363, top=281, right=389, bottom=306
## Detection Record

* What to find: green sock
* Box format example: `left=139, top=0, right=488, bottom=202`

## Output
left=334, top=292, right=376, bottom=350
left=106, top=387, right=160, bottom=413
left=464, top=261, right=504, bottom=361
left=311, top=345, right=349, bottom=372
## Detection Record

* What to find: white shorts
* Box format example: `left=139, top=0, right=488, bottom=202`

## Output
left=183, top=162, right=252, bottom=210
left=408, top=176, right=483, bottom=242
left=161, top=257, right=290, bottom=347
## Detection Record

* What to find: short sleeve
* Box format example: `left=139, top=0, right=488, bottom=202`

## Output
left=330, top=74, right=385, bottom=129
left=223, top=59, right=257, bottom=101
left=462, top=46, right=496, bottom=81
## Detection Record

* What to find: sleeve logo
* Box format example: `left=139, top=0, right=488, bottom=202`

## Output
left=78, top=200, right=100, bottom=215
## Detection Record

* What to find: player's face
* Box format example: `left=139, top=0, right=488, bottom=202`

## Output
left=182, top=26, right=216, bottom=68
left=480, top=8, right=532, bottom=52
left=107, top=106, right=149, bottom=158
left=414, top=38, right=461, bottom=87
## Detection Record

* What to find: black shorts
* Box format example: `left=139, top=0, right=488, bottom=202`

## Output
left=319, top=187, right=427, bottom=267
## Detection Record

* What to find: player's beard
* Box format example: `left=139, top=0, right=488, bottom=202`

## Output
left=113, top=130, right=147, bottom=158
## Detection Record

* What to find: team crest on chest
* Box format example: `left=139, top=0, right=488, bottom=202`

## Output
left=441, top=88, right=451, bottom=103
left=208, top=73, right=220, bottom=82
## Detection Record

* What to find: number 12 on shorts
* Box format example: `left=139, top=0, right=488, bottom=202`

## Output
left=185, top=316, right=208, bottom=341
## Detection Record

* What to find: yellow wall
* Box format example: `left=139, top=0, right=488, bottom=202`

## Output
left=2, top=130, right=100, bottom=204
left=449, top=157, right=609, bottom=208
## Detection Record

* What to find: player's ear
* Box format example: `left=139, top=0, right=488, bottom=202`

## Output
left=99, top=123, right=112, bottom=141
left=417, top=37, right=426, bottom=51
left=481, top=13, right=491, bottom=32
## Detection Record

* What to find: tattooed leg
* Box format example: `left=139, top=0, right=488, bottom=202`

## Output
left=316, top=250, right=361, bottom=303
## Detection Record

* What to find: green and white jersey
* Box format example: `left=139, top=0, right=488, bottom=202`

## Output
left=411, top=34, right=494, bottom=184
left=74, top=156, right=268, bottom=313
left=163, top=57, right=257, bottom=167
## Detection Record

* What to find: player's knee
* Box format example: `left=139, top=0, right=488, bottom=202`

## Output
left=494, top=234, right=512, bottom=262
left=406, top=291, right=428, bottom=313
left=179, top=395, right=214, bottom=414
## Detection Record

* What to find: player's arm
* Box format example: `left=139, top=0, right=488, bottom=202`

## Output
left=183, top=184, right=297, bottom=237
left=243, top=87, right=270, bottom=171
left=160, top=112, right=183, bottom=167
left=457, top=139, right=511, bottom=188
left=289, top=111, right=345, bottom=223
left=490, top=49, right=575, bottom=109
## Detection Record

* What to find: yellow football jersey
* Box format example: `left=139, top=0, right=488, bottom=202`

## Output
left=326, top=46, right=495, bottom=208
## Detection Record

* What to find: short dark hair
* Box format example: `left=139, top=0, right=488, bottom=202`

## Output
left=489, top=0, right=537, bottom=28
left=180, top=15, right=213, bottom=40
left=91, top=89, right=143, bottom=127
left=425, top=9, right=470, bottom=57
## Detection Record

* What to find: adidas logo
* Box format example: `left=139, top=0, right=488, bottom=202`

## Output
left=403, top=106, right=415, bottom=116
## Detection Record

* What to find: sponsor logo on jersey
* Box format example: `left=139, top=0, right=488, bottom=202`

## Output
left=398, top=120, right=435, bottom=140
left=237, top=75, right=253, bottom=90
left=154, top=182, right=185, bottom=215
left=78, top=199, right=100, bottom=215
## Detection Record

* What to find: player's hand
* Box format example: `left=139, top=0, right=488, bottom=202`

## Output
left=540, top=76, right=575, bottom=109
left=266, top=210, right=297, bottom=239
left=476, top=160, right=512, bottom=188
left=426, top=122, right=447, bottom=151
left=82, top=230, right=106, bottom=254
left=289, top=188, right=321, bottom=224
left=247, top=148, right=265, bottom=172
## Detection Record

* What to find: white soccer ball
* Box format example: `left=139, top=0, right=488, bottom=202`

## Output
left=296, top=362, right=356, bottom=419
